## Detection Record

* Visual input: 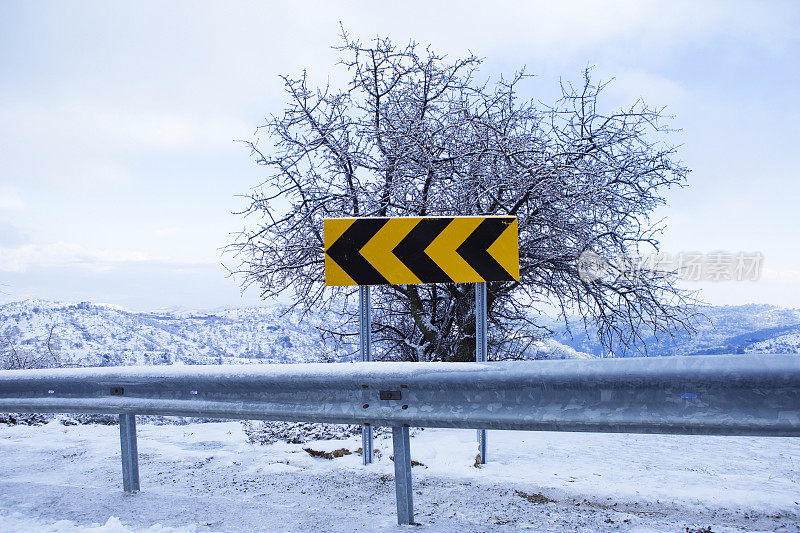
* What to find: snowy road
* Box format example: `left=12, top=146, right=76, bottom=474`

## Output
left=0, top=421, right=798, bottom=532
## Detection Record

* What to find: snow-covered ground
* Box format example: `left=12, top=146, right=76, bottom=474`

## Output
left=0, top=421, right=798, bottom=532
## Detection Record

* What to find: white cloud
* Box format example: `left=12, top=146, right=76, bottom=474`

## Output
left=50, top=161, right=133, bottom=188
left=0, top=186, right=25, bottom=211
left=0, top=241, right=223, bottom=273
left=295, top=0, right=797, bottom=65
left=0, top=100, right=252, bottom=189
left=605, top=70, right=689, bottom=108
left=2, top=100, right=251, bottom=152
left=155, top=226, right=184, bottom=238
left=762, top=268, right=800, bottom=284
left=0, top=242, right=150, bottom=273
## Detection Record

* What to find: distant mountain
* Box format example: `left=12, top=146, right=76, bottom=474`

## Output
left=0, top=300, right=348, bottom=367
left=5, top=300, right=793, bottom=367
left=546, top=304, right=800, bottom=357
left=0, top=299, right=593, bottom=367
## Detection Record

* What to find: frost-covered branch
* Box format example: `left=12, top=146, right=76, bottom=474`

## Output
left=229, top=32, right=695, bottom=360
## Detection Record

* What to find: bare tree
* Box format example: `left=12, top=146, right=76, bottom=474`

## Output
left=230, top=30, right=695, bottom=361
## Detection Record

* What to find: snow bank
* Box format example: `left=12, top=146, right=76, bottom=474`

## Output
left=1, top=421, right=798, bottom=531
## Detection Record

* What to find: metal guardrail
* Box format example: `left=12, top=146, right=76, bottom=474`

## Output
left=1, top=354, right=799, bottom=525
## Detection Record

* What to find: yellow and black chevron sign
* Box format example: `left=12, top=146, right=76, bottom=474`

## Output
left=324, top=216, right=519, bottom=286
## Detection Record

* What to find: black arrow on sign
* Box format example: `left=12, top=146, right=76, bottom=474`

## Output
left=456, top=217, right=514, bottom=281
left=392, top=218, right=453, bottom=284
left=326, top=219, right=389, bottom=285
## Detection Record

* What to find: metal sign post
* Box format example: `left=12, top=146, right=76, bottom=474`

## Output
left=475, top=282, right=488, bottom=464
left=359, top=286, right=373, bottom=465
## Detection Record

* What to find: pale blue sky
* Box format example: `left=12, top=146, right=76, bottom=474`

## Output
left=1, top=1, right=798, bottom=310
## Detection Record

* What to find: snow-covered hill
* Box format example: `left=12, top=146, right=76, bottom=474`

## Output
left=548, top=304, right=800, bottom=356
left=749, top=331, right=800, bottom=354
left=0, top=299, right=594, bottom=367
left=5, top=299, right=797, bottom=367
left=0, top=300, right=349, bottom=367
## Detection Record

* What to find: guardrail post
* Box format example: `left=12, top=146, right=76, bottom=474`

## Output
left=392, top=426, right=414, bottom=525
left=119, top=413, right=140, bottom=492
left=475, top=281, right=488, bottom=464
left=359, top=286, right=373, bottom=465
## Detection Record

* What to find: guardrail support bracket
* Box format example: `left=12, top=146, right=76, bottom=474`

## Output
left=392, top=425, right=414, bottom=525
left=362, top=422, right=373, bottom=466
left=119, top=413, right=140, bottom=493
left=477, top=428, right=487, bottom=464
